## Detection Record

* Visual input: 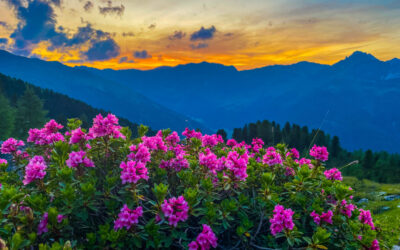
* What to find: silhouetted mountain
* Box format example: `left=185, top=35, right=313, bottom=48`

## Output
left=80, top=51, right=400, bottom=152
left=0, top=50, right=208, bottom=133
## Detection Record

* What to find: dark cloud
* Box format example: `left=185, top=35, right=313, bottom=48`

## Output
left=168, top=30, right=186, bottom=40
left=0, top=38, right=8, bottom=44
left=0, top=21, right=10, bottom=29
left=190, top=26, right=216, bottom=41
left=99, top=1, right=125, bottom=17
left=83, top=1, right=94, bottom=12
left=224, top=32, right=234, bottom=37
left=85, top=38, right=120, bottom=61
left=119, top=56, right=134, bottom=63
left=4, top=0, right=120, bottom=61
left=122, top=31, right=135, bottom=37
left=190, top=43, right=208, bottom=49
left=133, top=50, right=151, bottom=59
left=148, top=23, right=156, bottom=29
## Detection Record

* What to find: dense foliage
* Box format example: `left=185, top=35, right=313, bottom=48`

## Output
left=0, top=73, right=148, bottom=140
left=0, top=114, right=386, bottom=249
left=228, top=120, right=400, bottom=183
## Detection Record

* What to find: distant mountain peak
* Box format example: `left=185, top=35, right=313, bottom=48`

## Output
left=343, top=51, right=380, bottom=63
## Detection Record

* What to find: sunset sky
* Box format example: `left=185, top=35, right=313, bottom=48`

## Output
left=1, top=0, right=400, bottom=70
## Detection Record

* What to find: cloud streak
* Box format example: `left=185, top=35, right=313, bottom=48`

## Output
left=190, top=26, right=216, bottom=41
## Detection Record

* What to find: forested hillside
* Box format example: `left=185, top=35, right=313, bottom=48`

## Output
left=0, top=73, right=151, bottom=140
left=226, top=120, right=400, bottom=183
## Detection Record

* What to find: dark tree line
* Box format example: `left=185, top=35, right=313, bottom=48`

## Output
left=0, top=73, right=153, bottom=140
left=221, top=120, right=400, bottom=183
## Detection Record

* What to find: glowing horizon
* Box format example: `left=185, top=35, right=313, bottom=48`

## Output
left=1, top=0, right=400, bottom=70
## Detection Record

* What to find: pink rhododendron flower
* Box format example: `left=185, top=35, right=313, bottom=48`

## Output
left=23, top=156, right=47, bottom=185
left=226, top=139, right=237, bottom=147
left=262, top=147, right=283, bottom=166
left=128, top=144, right=151, bottom=163
left=324, top=168, right=343, bottom=181
left=340, top=200, right=356, bottom=218
left=114, top=205, right=143, bottom=230
left=69, top=127, right=86, bottom=144
left=309, top=145, right=329, bottom=162
left=252, top=138, right=264, bottom=152
left=270, top=204, right=295, bottom=236
left=295, top=158, right=313, bottom=168
left=199, top=148, right=218, bottom=174
left=1, top=138, right=24, bottom=154
left=201, top=134, right=223, bottom=147
left=44, top=119, right=63, bottom=133
left=160, top=151, right=189, bottom=172
left=161, top=196, right=189, bottom=227
left=141, top=135, right=167, bottom=152
left=182, top=128, right=202, bottom=140
left=0, top=159, right=7, bottom=166
left=37, top=212, right=48, bottom=235
left=57, top=214, right=66, bottom=223
left=285, top=167, right=295, bottom=176
left=27, top=120, right=65, bottom=145
left=359, top=209, right=375, bottom=230
left=310, top=210, right=333, bottom=225
left=369, top=239, right=380, bottom=250
left=66, top=151, right=95, bottom=168
left=286, top=148, right=300, bottom=159
left=188, top=224, right=218, bottom=250
left=165, top=131, right=180, bottom=146
left=120, top=160, right=149, bottom=184
left=225, top=151, right=249, bottom=181
left=89, top=114, right=125, bottom=139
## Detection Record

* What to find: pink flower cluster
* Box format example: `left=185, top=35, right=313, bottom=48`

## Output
left=160, top=148, right=189, bottom=172
left=23, top=156, right=47, bottom=185
left=202, top=134, right=223, bottom=147
left=252, top=138, right=264, bottom=152
left=295, top=158, right=313, bottom=168
left=188, top=224, right=218, bottom=250
left=199, top=148, right=218, bottom=174
left=263, top=147, right=283, bottom=166
left=38, top=212, right=48, bottom=235
left=69, top=127, right=87, bottom=144
left=88, top=114, right=125, bottom=139
left=310, top=210, right=333, bottom=225
left=269, top=204, right=294, bottom=236
left=369, top=239, right=380, bottom=250
left=128, top=144, right=151, bottom=163
left=324, top=168, right=343, bottom=181
left=165, top=131, right=180, bottom=146
left=340, top=200, right=356, bottom=218
left=27, top=120, right=64, bottom=145
left=226, top=139, right=237, bottom=147
left=358, top=209, right=375, bottom=230
left=270, top=204, right=295, bottom=236
left=141, top=134, right=167, bottom=152
left=309, top=145, right=329, bottom=162
left=182, top=128, right=202, bottom=140
left=161, top=196, right=189, bottom=227
left=1, top=138, right=24, bottom=154
left=114, top=204, right=143, bottom=230
left=0, top=159, right=7, bottom=166
left=225, top=151, right=249, bottom=181
left=120, top=161, right=149, bottom=184
left=66, top=151, right=95, bottom=168
left=286, top=148, right=300, bottom=159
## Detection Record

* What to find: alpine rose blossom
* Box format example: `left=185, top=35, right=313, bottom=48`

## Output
left=340, top=200, right=356, bottom=218
left=128, top=144, right=151, bottom=163
left=23, top=156, right=47, bottom=185
left=263, top=147, right=283, bottom=166
left=0, top=159, right=7, bottom=166
left=270, top=204, right=295, bottom=236
left=359, top=209, right=375, bottom=230
left=310, top=210, right=333, bottom=225
left=199, top=148, right=218, bottom=174
left=369, top=239, right=380, bottom=250
left=182, top=128, right=202, bottom=140
left=252, top=138, right=264, bottom=152
left=114, top=205, right=143, bottom=230
left=89, top=114, right=125, bottom=139
left=66, top=151, right=95, bottom=168
left=324, top=168, right=343, bottom=181
left=286, top=148, right=300, bottom=159
left=161, top=196, right=189, bottom=227
left=69, top=128, right=86, bottom=144
left=1, top=138, right=24, bottom=154
left=225, top=151, right=249, bottom=181
left=120, top=161, right=149, bottom=184
left=188, top=224, right=218, bottom=250
left=37, top=212, right=48, bottom=235
left=309, top=145, right=329, bottom=162
left=295, top=158, right=313, bottom=168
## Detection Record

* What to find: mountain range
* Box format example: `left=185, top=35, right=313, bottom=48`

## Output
left=0, top=50, right=399, bottom=152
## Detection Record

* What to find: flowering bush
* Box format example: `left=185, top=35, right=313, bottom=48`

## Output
left=0, top=114, right=385, bottom=249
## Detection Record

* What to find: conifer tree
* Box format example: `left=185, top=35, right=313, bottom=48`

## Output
left=0, top=92, right=15, bottom=140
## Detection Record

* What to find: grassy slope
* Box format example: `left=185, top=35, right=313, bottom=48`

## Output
left=343, top=177, right=400, bottom=248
